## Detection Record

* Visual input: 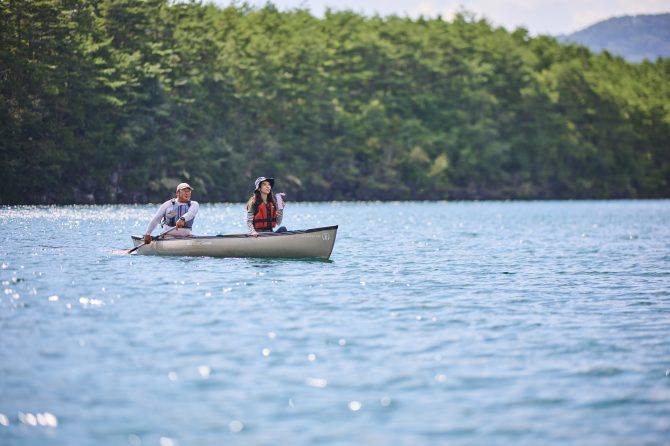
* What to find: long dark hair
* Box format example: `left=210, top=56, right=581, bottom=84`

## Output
left=246, top=190, right=276, bottom=214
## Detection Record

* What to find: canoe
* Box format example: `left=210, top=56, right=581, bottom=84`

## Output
left=130, top=225, right=338, bottom=259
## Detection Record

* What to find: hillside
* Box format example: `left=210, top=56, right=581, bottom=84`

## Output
left=562, top=13, right=670, bottom=62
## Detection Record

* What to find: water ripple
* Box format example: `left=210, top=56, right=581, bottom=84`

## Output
left=1, top=200, right=669, bottom=446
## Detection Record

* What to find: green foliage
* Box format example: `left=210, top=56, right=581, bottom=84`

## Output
left=1, top=2, right=668, bottom=204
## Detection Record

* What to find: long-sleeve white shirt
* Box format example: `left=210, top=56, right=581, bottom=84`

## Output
left=145, top=199, right=199, bottom=236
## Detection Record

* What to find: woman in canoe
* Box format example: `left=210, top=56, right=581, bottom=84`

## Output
left=246, top=176, right=286, bottom=236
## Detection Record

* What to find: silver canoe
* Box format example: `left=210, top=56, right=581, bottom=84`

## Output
left=131, top=225, right=338, bottom=259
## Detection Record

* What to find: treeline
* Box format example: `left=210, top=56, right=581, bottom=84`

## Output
left=1, top=0, right=669, bottom=204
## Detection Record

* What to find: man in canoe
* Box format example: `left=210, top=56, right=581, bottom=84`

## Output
left=246, top=176, right=286, bottom=236
left=143, top=182, right=199, bottom=243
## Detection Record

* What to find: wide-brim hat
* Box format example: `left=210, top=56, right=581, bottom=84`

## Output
left=254, top=176, right=275, bottom=191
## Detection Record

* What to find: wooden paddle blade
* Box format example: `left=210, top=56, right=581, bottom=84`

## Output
left=112, top=226, right=173, bottom=256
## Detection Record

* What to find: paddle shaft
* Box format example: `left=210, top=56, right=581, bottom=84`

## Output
left=127, top=226, right=176, bottom=254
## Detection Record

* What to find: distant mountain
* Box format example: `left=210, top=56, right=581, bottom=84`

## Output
left=560, top=13, right=670, bottom=62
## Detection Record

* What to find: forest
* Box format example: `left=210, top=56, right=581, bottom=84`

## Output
left=1, top=0, right=669, bottom=204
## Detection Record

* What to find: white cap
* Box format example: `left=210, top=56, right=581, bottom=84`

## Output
left=176, top=182, right=193, bottom=192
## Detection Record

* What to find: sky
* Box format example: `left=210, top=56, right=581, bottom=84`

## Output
left=210, top=0, right=670, bottom=35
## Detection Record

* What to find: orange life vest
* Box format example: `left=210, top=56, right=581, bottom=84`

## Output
left=253, top=202, right=277, bottom=231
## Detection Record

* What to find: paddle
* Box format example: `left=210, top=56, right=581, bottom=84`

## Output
left=113, top=226, right=176, bottom=255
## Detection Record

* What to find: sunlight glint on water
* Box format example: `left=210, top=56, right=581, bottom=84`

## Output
left=1, top=200, right=669, bottom=445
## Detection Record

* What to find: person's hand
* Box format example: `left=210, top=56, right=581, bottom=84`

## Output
left=276, top=192, right=286, bottom=209
left=176, top=218, right=186, bottom=229
left=143, top=234, right=152, bottom=244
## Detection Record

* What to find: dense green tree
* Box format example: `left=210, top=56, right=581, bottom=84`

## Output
left=0, top=2, right=668, bottom=204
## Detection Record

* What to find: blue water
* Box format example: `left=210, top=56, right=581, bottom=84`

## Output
left=1, top=200, right=669, bottom=445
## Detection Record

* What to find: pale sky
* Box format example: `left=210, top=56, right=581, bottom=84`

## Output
left=210, top=0, right=670, bottom=35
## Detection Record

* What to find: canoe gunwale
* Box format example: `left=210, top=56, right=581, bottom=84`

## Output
left=130, top=225, right=339, bottom=242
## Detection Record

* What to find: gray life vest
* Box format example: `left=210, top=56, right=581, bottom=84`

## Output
left=161, top=199, right=194, bottom=229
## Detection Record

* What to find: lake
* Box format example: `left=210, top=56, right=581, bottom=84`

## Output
left=1, top=200, right=669, bottom=445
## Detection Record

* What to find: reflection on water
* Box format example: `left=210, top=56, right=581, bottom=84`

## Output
left=1, top=200, right=669, bottom=445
